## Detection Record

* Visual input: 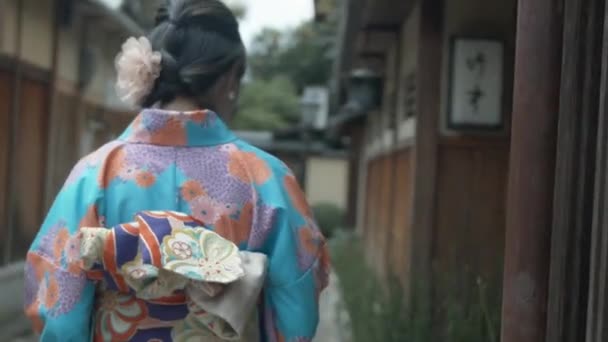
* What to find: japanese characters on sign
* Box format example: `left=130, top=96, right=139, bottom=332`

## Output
left=448, top=38, right=504, bottom=130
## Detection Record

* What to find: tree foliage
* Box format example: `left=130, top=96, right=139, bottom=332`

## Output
left=247, top=20, right=336, bottom=93
left=237, top=17, right=337, bottom=130
left=123, top=0, right=338, bottom=132
left=233, top=76, right=301, bottom=131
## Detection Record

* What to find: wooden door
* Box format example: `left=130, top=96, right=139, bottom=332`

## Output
left=11, top=78, right=50, bottom=260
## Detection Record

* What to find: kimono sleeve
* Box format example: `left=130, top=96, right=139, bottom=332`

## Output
left=264, top=171, right=331, bottom=342
left=24, top=160, right=103, bottom=341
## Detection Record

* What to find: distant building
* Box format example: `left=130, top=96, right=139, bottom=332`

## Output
left=235, top=129, right=349, bottom=211
left=0, top=0, right=142, bottom=263
left=317, top=0, right=608, bottom=341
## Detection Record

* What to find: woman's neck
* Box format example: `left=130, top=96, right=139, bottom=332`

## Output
left=158, top=97, right=203, bottom=112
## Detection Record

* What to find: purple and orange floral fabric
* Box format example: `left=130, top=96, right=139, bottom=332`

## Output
left=25, top=109, right=329, bottom=342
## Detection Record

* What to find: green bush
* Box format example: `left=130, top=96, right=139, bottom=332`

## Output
left=444, top=276, right=501, bottom=342
left=312, top=203, right=344, bottom=238
left=330, top=236, right=430, bottom=342
left=330, top=235, right=501, bottom=342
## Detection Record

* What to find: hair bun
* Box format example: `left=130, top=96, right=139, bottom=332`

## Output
left=142, top=0, right=246, bottom=108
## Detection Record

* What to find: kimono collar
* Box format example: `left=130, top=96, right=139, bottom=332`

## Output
left=119, top=109, right=238, bottom=147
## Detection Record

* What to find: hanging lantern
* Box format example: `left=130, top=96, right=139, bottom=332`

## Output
left=346, top=68, right=382, bottom=112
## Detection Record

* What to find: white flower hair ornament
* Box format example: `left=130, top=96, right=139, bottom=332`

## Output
left=115, top=37, right=162, bottom=107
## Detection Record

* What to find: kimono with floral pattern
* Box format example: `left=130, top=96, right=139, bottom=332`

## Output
left=24, top=109, right=330, bottom=342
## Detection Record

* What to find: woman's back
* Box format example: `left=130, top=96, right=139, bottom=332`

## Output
left=24, top=1, right=329, bottom=340
left=99, top=109, right=269, bottom=238
left=26, top=108, right=329, bottom=341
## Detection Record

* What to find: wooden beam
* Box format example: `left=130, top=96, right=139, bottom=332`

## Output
left=361, top=0, right=413, bottom=28
left=43, top=0, right=67, bottom=211
left=346, top=124, right=364, bottom=227
left=357, top=30, right=398, bottom=56
left=500, top=0, right=563, bottom=341
left=0, top=0, right=5, bottom=51
left=546, top=0, right=604, bottom=340
left=586, top=2, right=608, bottom=340
left=358, top=52, right=386, bottom=59
left=0, top=56, right=51, bottom=84
left=388, top=41, right=402, bottom=236
left=409, top=0, right=443, bottom=305
left=362, top=23, right=401, bottom=32
left=3, top=0, right=25, bottom=264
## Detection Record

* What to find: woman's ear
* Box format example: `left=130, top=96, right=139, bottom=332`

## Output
left=225, top=62, right=244, bottom=97
left=208, top=63, right=243, bottom=119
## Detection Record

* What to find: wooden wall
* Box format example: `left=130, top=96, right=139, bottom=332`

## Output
left=12, top=77, right=50, bottom=260
left=364, top=157, right=381, bottom=268
left=434, top=139, right=509, bottom=295
left=363, top=147, right=416, bottom=285
left=0, top=59, right=135, bottom=262
left=355, top=1, right=514, bottom=319
left=377, top=156, right=393, bottom=278
left=46, top=91, right=80, bottom=201
left=390, top=148, right=414, bottom=285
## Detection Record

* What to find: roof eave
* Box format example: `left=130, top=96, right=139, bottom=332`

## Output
left=80, top=0, right=144, bottom=37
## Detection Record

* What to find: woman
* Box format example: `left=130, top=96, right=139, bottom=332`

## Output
left=24, top=1, right=329, bottom=341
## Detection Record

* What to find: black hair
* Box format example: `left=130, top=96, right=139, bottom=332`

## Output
left=141, top=0, right=246, bottom=108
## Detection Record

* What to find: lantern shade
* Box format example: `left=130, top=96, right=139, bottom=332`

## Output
left=346, top=69, right=382, bottom=112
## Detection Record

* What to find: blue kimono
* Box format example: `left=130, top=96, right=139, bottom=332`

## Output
left=24, top=109, right=330, bottom=342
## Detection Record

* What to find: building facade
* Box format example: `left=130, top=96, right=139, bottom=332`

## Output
left=0, top=0, right=141, bottom=264
left=319, top=0, right=608, bottom=341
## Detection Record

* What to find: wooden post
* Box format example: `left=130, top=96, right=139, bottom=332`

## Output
left=43, top=0, right=65, bottom=211
left=410, top=0, right=443, bottom=297
left=387, top=33, right=402, bottom=281
left=586, top=2, right=608, bottom=340
left=500, top=0, right=563, bottom=341
left=346, top=124, right=363, bottom=227
left=546, top=0, right=604, bottom=340
left=4, top=0, right=25, bottom=264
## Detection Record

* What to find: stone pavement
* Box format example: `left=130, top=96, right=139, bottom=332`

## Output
left=314, top=272, right=352, bottom=342
left=0, top=262, right=34, bottom=342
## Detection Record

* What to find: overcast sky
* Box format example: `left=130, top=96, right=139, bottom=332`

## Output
left=101, top=0, right=314, bottom=48
left=238, top=0, right=314, bottom=47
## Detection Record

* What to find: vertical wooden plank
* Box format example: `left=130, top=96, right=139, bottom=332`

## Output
left=370, top=157, right=382, bottom=271
left=379, top=154, right=392, bottom=277
left=4, top=0, right=24, bottom=264
left=469, top=146, right=509, bottom=283
left=346, top=125, right=364, bottom=227
left=372, top=158, right=382, bottom=267
left=364, top=158, right=378, bottom=266
left=44, top=0, right=68, bottom=211
left=12, top=78, right=50, bottom=260
left=364, top=159, right=373, bottom=240
left=410, top=0, right=444, bottom=295
left=46, top=92, right=79, bottom=199
left=0, top=0, right=5, bottom=51
left=434, top=146, right=474, bottom=296
left=500, top=0, right=563, bottom=341
left=0, top=70, right=12, bottom=259
left=391, top=148, right=414, bottom=286
left=586, top=1, right=608, bottom=340
left=547, top=0, right=604, bottom=340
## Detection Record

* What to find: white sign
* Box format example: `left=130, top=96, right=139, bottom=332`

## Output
left=448, top=38, right=504, bottom=130
left=301, top=86, right=329, bottom=130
